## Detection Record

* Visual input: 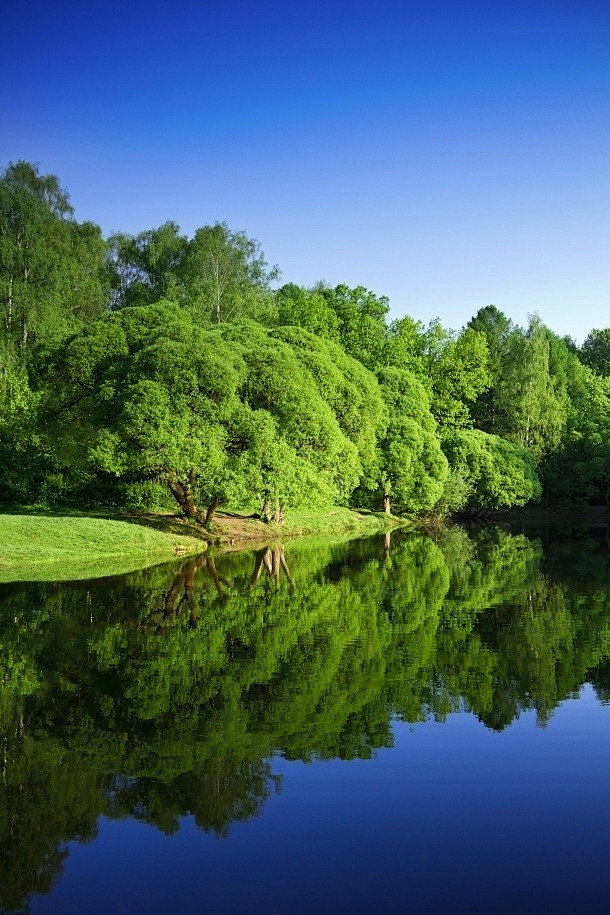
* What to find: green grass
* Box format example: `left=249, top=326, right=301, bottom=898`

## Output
left=0, top=506, right=407, bottom=583
left=278, top=507, right=407, bottom=537
left=0, top=512, right=207, bottom=582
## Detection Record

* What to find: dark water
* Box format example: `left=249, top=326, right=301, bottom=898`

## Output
left=1, top=525, right=610, bottom=914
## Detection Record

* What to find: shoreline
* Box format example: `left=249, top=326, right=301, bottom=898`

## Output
left=0, top=508, right=406, bottom=583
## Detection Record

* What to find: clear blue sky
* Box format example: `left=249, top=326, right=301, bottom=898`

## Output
left=2, top=0, right=609, bottom=340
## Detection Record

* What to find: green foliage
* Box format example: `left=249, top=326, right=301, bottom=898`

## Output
left=271, top=325, right=387, bottom=490
left=467, top=305, right=514, bottom=430
left=375, top=367, right=448, bottom=513
left=315, top=283, right=390, bottom=371
left=108, top=220, right=279, bottom=324
left=430, top=325, right=490, bottom=429
left=275, top=283, right=341, bottom=340
left=0, top=161, right=107, bottom=362
left=579, top=327, right=610, bottom=377
left=107, top=221, right=189, bottom=309
left=383, top=315, right=427, bottom=376
left=493, top=318, right=568, bottom=461
left=38, top=305, right=388, bottom=519
left=2, top=159, right=608, bottom=517
left=541, top=366, right=610, bottom=507
left=441, top=429, right=542, bottom=510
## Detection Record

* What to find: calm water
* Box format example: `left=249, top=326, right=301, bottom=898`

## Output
left=1, top=525, right=610, bottom=913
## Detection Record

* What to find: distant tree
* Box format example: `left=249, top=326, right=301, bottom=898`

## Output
left=542, top=366, right=610, bottom=507
left=275, top=283, right=341, bottom=340
left=494, top=317, right=567, bottom=461
left=316, top=283, right=390, bottom=371
left=108, top=220, right=279, bottom=326
left=415, top=320, right=490, bottom=430
left=467, top=305, right=514, bottom=430
left=0, top=161, right=107, bottom=359
left=107, top=221, right=189, bottom=309
left=579, top=328, right=610, bottom=377
left=186, top=222, right=279, bottom=325
left=383, top=315, right=427, bottom=377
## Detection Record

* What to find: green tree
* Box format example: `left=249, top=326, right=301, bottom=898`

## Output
left=467, top=305, right=514, bottom=430
left=375, top=367, right=448, bottom=514
left=186, top=222, right=279, bottom=324
left=0, top=161, right=107, bottom=360
left=107, top=221, right=189, bottom=309
left=440, top=428, right=542, bottom=512
left=0, top=162, right=108, bottom=505
left=383, top=315, right=427, bottom=377
left=494, top=317, right=567, bottom=461
left=383, top=315, right=490, bottom=432
left=317, top=283, right=390, bottom=371
left=579, top=328, right=610, bottom=377
left=38, top=305, right=384, bottom=521
left=542, top=365, right=610, bottom=507
left=108, top=220, right=279, bottom=326
left=275, top=283, right=341, bottom=340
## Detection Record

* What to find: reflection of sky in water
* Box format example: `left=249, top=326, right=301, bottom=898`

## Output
left=38, top=687, right=610, bottom=915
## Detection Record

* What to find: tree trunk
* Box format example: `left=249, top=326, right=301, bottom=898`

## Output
left=6, top=275, right=13, bottom=335
left=166, top=470, right=209, bottom=528
left=383, top=494, right=391, bottom=514
left=205, top=496, right=221, bottom=528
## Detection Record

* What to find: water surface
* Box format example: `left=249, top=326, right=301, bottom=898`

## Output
left=1, top=526, right=610, bottom=913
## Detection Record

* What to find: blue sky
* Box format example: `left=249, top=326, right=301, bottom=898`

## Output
left=2, top=0, right=609, bottom=340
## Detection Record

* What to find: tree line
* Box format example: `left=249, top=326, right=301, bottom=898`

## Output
left=2, top=160, right=610, bottom=520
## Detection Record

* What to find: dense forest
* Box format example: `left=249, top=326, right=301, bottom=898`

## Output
left=2, top=160, right=610, bottom=521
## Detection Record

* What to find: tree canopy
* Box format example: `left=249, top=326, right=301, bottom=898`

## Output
left=6, top=159, right=610, bottom=518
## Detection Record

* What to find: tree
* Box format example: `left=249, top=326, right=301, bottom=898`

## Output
left=440, top=428, right=542, bottom=511
left=396, top=319, right=491, bottom=431
left=271, top=325, right=387, bottom=495
left=0, top=162, right=108, bottom=505
left=579, top=328, right=610, bottom=377
left=107, top=221, right=188, bottom=310
left=275, top=283, right=341, bottom=340
left=186, top=222, right=279, bottom=325
left=37, top=302, right=249, bottom=525
left=467, top=305, right=514, bottom=430
left=316, top=283, right=390, bottom=371
left=38, top=305, right=385, bottom=522
left=375, top=367, right=448, bottom=514
left=217, top=320, right=378, bottom=511
left=494, top=317, right=567, bottom=462
left=425, top=324, right=490, bottom=429
left=108, top=220, right=279, bottom=326
left=0, top=161, right=107, bottom=360
left=541, top=365, right=610, bottom=507
left=383, top=315, right=427, bottom=377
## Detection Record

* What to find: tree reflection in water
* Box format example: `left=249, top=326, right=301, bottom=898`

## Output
left=2, top=525, right=610, bottom=910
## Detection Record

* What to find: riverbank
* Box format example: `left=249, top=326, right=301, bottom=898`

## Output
left=0, top=507, right=404, bottom=582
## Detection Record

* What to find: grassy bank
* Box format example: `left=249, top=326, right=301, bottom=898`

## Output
left=213, top=506, right=405, bottom=542
left=0, top=507, right=404, bottom=582
left=0, top=512, right=208, bottom=582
